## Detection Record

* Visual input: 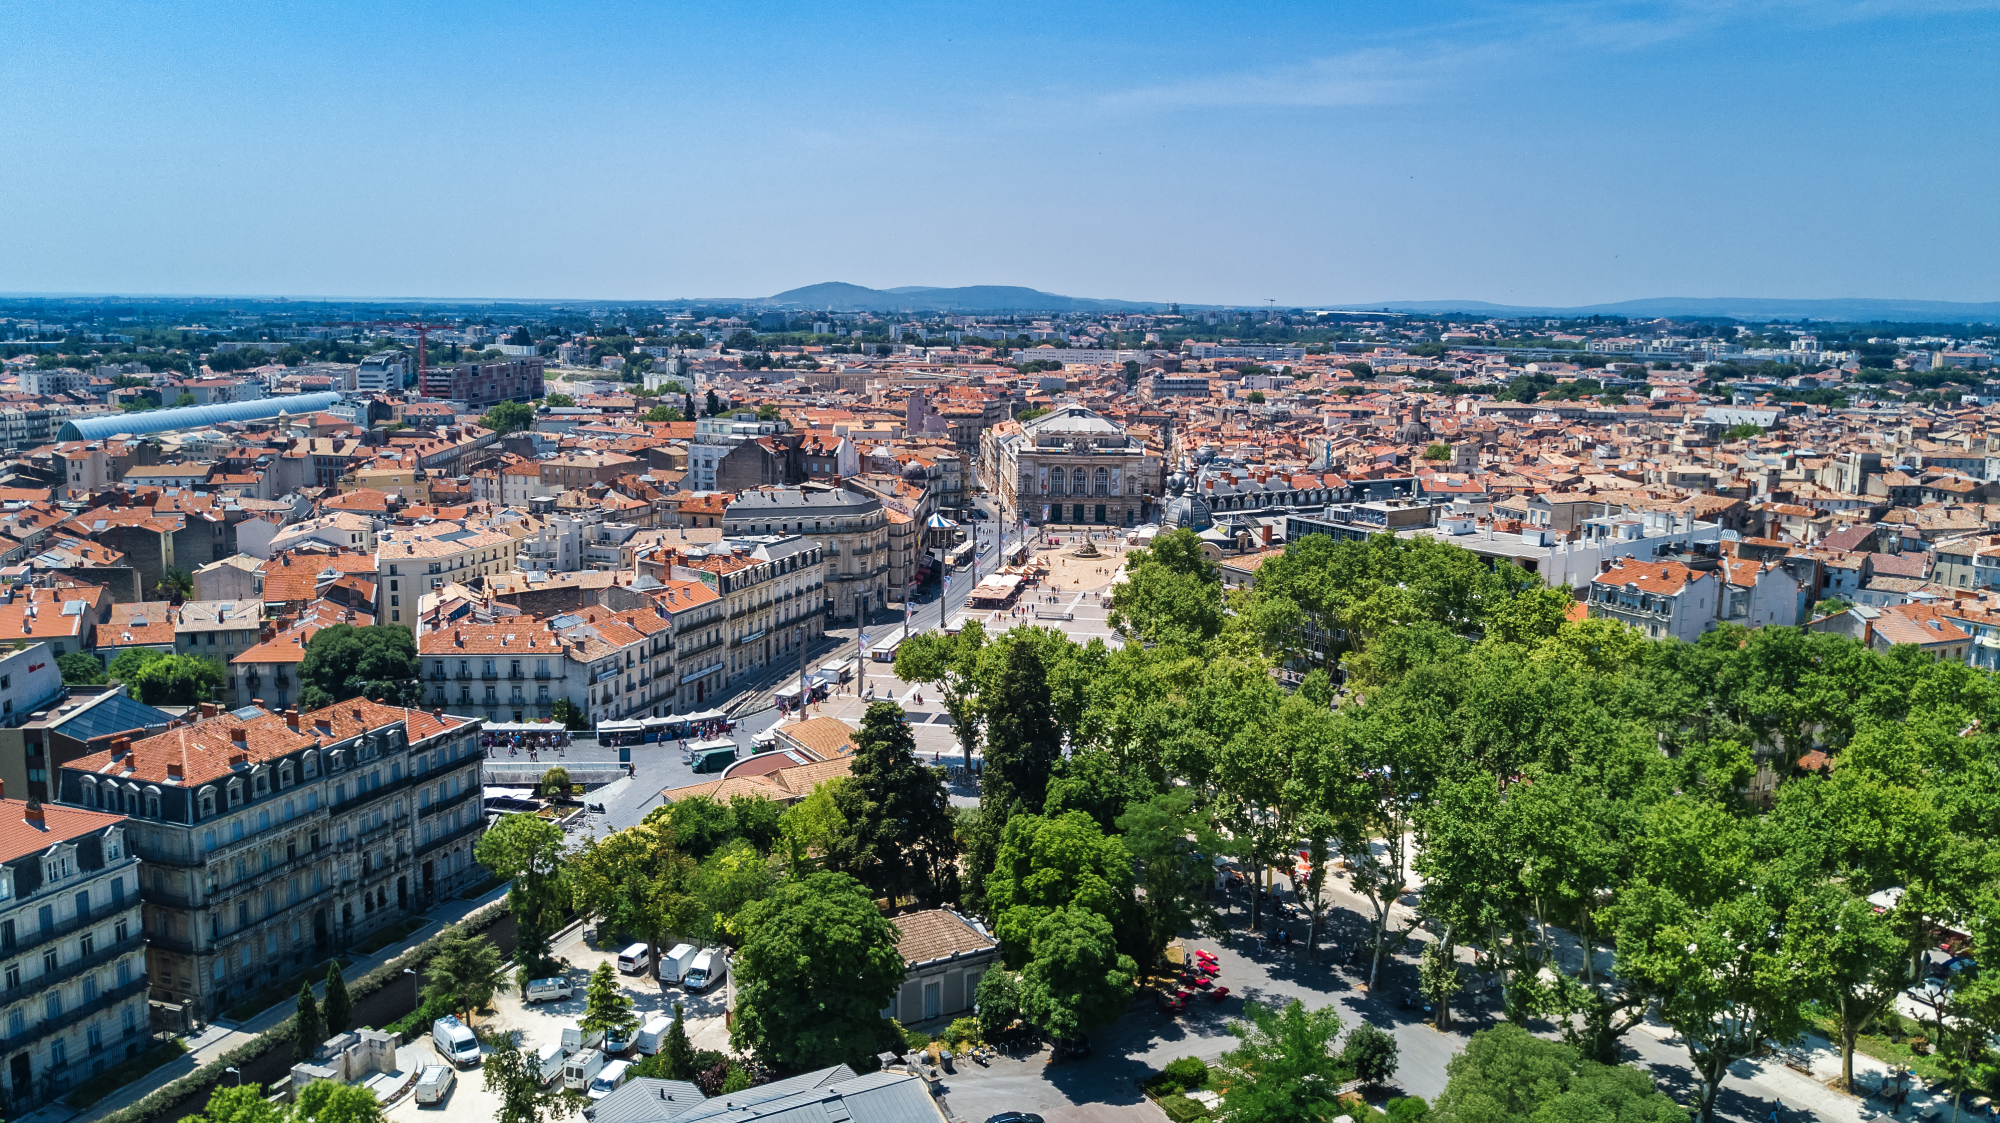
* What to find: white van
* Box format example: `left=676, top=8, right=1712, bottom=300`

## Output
left=561, top=1023, right=605, bottom=1055
left=617, top=942, right=651, bottom=975
left=587, top=1059, right=633, bottom=1101
left=633, top=1014, right=673, bottom=1056
left=682, top=948, right=724, bottom=992
left=563, top=1047, right=605, bottom=1092
left=414, top=1065, right=455, bottom=1106
left=604, top=1021, right=636, bottom=1055
left=661, top=943, right=699, bottom=984
left=431, top=1016, right=481, bottom=1067
left=524, top=977, right=573, bottom=1003
left=532, top=1043, right=565, bottom=1086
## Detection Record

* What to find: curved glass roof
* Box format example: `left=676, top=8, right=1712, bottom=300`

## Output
left=58, top=392, right=347, bottom=442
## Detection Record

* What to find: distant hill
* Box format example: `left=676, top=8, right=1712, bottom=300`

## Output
left=762, top=282, right=1174, bottom=313
left=1360, top=296, right=2000, bottom=323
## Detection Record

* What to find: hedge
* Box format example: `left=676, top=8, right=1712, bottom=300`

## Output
left=92, top=898, right=512, bottom=1123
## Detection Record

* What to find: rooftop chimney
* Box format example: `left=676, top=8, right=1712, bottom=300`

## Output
left=199, top=702, right=217, bottom=720
left=111, top=736, right=131, bottom=759
left=229, top=726, right=247, bottom=746
left=166, top=761, right=183, bottom=781
left=23, top=800, right=43, bottom=829
left=284, top=709, right=300, bottom=732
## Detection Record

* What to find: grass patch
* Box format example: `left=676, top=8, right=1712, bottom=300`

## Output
left=353, top=918, right=428, bottom=955
left=64, top=1040, right=189, bottom=1109
left=222, top=957, right=354, bottom=1022
left=1156, top=1094, right=1213, bottom=1123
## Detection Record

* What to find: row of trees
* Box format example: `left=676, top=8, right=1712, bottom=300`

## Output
left=1064, top=527, right=2000, bottom=1122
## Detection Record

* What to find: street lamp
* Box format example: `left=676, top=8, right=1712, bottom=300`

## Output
left=403, top=967, right=418, bottom=1011
left=225, top=1066, right=242, bottom=1088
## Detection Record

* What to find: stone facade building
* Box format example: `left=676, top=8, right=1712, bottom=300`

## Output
left=52, top=701, right=485, bottom=1022
left=721, top=486, right=886, bottom=622
left=982, top=404, right=1160, bottom=528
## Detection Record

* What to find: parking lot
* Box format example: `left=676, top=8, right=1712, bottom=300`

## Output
left=386, top=922, right=731, bottom=1118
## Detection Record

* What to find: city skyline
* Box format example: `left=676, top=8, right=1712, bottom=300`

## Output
left=1, top=1, right=1995, bottom=305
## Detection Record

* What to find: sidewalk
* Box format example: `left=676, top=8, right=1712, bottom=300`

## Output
left=65, top=881, right=512, bottom=1123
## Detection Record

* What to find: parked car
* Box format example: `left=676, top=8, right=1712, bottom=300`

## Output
left=563, top=1048, right=605, bottom=1092
left=617, top=942, right=652, bottom=974
left=525, top=977, right=574, bottom=1003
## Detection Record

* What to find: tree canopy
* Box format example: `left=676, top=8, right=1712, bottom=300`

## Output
left=296, top=624, right=420, bottom=710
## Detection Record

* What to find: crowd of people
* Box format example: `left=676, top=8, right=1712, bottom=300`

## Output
left=483, top=728, right=571, bottom=757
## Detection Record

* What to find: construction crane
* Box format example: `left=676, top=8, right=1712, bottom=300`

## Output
left=402, top=322, right=454, bottom=393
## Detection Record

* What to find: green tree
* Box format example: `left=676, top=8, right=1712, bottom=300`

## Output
left=1814, top=597, right=1853, bottom=618
left=1247, top=390, right=1266, bottom=403
left=704, top=389, right=721, bottom=416
left=978, top=639, right=1065, bottom=821
left=570, top=821, right=694, bottom=981
left=420, top=922, right=510, bottom=1026
left=539, top=766, right=571, bottom=799
left=482, top=1039, right=574, bottom=1123
left=295, top=624, right=420, bottom=710
left=294, top=980, right=324, bottom=1061
left=475, top=813, right=569, bottom=977
left=323, top=961, right=352, bottom=1035
left=1016, top=905, right=1137, bottom=1043
left=663, top=795, right=738, bottom=859
left=1341, top=1022, right=1400, bottom=1088
left=1423, top=442, right=1452, bottom=460
left=756, top=404, right=780, bottom=421
left=544, top=392, right=575, bottom=407
left=984, top=811, right=1135, bottom=961
left=643, top=404, right=685, bottom=423
left=1788, top=880, right=1906, bottom=1092
left=975, top=968, right=1022, bottom=1039
left=293, top=1078, right=388, bottom=1123
left=1115, top=789, right=1220, bottom=971
left=1722, top=423, right=1764, bottom=441
left=1430, top=1025, right=1685, bottom=1123
left=689, top=838, right=776, bottom=945
left=107, top=648, right=225, bottom=705
left=776, top=777, right=859, bottom=873
left=174, top=393, right=198, bottom=407
left=189, top=1084, right=284, bottom=1123
left=57, top=651, right=107, bottom=685
left=481, top=400, right=535, bottom=434
left=847, top=701, right=958, bottom=905
left=893, top=621, right=986, bottom=772
left=664, top=1001, right=696, bottom=1079
left=578, top=961, right=639, bottom=1043
left=730, top=871, right=904, bottom=1070
left=1216, top=999, right=1348, bottom=1123
left=1108, top=528, right=1223, bottom=648
left=159, top=565, right=195, bottom=599
left=550, top=698, right=589, bottom=731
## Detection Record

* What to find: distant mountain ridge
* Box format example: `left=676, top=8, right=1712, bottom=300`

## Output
left=761, top=282, right=1175, bottom=313
left=758, top=282, right=1998, bottom=322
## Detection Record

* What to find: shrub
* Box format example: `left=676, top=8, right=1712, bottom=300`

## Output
left=1387, top=1096, right=1430, bottom=1123
left=1162, top=1056, right=1209, bottom=1089
left=898, top=1023, right=931, bottom=1052
left=942, top=1017, right=981, bottom=1050
left=1341, top=1021, right=1400, bottom=1087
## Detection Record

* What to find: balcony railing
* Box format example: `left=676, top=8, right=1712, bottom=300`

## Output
left=0, top=976, right=149, bottom=1053
left=0, top=900, right=140, bottom=962
left=0, top=932, right=144, bottom=1004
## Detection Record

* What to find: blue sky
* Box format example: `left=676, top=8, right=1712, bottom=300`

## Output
left=1, top=1, right=1995, bottom=307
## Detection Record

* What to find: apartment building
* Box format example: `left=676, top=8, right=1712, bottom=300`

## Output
left=721, top=486, right=885, bottom=621
left=415, top=358, right=544, bottom=409
left=0, top=798, right=146, bottom=1107
left=668, top=537, right=825, bottom=686
left=1587, top=558, right=1720, bottom=643
left=53, top=701, right=485, bottom=1022
left=374, top=525, right=520, bottom=626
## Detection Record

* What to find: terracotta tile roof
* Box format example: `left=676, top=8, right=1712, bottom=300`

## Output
left=101, top=602, right=178, bottom=649
left=261, top=551, right=378, bottom=605
left=659, top=753, right=853, bottom=807
left=0, top=799, right=127, bottom=864
left=1592, top=558, right=1709, bottom=596
left=891, top=909, right=997, bottom=965
left=70, top=699, right=469, bottom=788
left=777, top=716, right=859, bottom=760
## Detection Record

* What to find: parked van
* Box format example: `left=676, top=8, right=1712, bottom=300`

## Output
left=563, top=1047, right=605, bottom=1092
left=633, top=1014, right=673, bottom=1056
left=533, top=1043, right=565, bottom=1086
left=604, top=1021, right=636, bottom=1055
left=414, top=1065, right=455, bottom=1106
left=431, top=1016, right=481, bottom=1067
left=683, top=948, right=725, bottom=992
left=616, top=943, right=651, bottom=975
left=525, top=977, right=573, bottom=1004
left=561, top=1023, right=605, bottom=1055
left=661, top=943, right=699, bottom=984
left=587, top=1059, right=633, bottom=1101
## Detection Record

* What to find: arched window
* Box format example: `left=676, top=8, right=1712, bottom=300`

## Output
left=198, top=788, right=217, bottom=819
left=1072, top=468, right=1087, bottom=494
left=1095, top=468, right=1109, bottom=496
left=1050, top=470, right=1064, bottom=496
left=144, top=787, right=161, bottom=819
left=252, top=770, right=269, bottom=796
